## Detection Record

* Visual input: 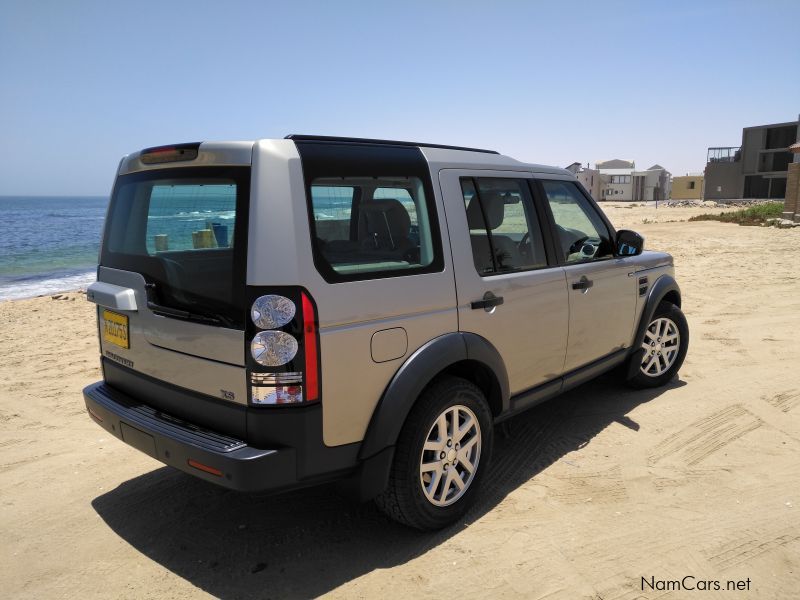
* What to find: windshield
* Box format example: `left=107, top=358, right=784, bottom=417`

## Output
left=101, top=166, right=250, bottom=328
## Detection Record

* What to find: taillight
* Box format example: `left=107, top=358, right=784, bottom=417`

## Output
left=301, top=292, right=319, bottom=402
left=247, top=288, right=320, bottom=406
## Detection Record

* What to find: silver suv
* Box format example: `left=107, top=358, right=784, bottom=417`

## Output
left=84, top=136, right=688, bottom=530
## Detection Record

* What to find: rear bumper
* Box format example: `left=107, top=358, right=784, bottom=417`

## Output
left=83, top=381, right=296, bottom=492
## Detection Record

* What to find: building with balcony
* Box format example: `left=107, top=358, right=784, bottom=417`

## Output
left=704, top=118, right=800, bottom=200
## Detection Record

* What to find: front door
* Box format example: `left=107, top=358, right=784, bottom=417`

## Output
left=537, top=178, right=637, bottom=371
left=439, top=170, right=569, bottom=394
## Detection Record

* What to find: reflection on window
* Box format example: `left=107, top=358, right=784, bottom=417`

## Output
left=310, top=177, right=435, bottom=277
left=145, top=183, right=237, bottom=255
left=541, top=180, right=612, bottom=263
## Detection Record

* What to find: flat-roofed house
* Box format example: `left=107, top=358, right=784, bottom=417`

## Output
left=671, top=174, right=704, bottom=200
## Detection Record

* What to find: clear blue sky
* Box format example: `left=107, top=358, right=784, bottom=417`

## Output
left=1, top=0, right=798, bottom=195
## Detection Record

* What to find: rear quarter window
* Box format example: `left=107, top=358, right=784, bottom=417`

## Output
left=295, top=141, right=444, bottom=283
left=309, top=177, right=436, bottom=277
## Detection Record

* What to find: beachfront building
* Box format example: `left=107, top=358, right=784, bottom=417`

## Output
left=596, top=159, right=671, bottom=202
left=704, top=117, right=800, bottom=200
left=670, top=173, right=704, bottom=200
left=565, top=162, right=601, bottom=200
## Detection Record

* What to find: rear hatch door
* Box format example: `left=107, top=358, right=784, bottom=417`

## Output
left=91, top=149, right=251, bottom=407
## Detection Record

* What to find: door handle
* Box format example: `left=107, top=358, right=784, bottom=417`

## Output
left=572, top=276, right=593, bottom=291
left=471, top=291, right=504, bottom=311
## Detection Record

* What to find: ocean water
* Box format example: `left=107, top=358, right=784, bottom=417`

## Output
left=0, top=196, right=108, bottom=301
left=0, top=192, right=403, bottom=301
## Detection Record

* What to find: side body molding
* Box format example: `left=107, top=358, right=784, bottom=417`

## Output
left=626, top=274, right=682, bottom=378
left=358, top=332, right=509, bottom=460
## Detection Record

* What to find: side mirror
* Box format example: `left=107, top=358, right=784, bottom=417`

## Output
left=616, top=230, right=644, bottom=256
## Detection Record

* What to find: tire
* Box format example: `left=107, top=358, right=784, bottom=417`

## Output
left=374, top=376, right=493, bottom=530
left=627, top=301, right=689, bottom=388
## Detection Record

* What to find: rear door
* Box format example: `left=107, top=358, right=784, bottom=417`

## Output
left=536, top=177, right=637, bottom=371
left=439, top=170, right=569, bottom=394
left=94, top=155, right=252, bottom=405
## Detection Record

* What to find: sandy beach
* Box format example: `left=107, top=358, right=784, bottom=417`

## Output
left=1, top=202, right=798, bottom=599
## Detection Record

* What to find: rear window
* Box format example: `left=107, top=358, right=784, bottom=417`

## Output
left=101, top=167, right=250, bottom=328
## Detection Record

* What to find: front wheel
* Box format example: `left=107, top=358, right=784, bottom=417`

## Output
left=627, top=301, right=689, bottom=388
left=374, top=376, right=493, bottom=530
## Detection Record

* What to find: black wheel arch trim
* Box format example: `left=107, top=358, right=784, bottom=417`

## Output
left=358, top=332, right=509, bottom=460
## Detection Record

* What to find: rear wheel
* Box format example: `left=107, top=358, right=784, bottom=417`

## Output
left=375, top=376, right=493, bottom=530
left=627, top=301, right=689, bottom=388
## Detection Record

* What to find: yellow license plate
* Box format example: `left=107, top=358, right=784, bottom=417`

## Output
left=102, top=310, right=130, bottom=349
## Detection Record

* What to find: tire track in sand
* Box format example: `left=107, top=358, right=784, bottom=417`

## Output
left=648, top=405, right=762, bottom=467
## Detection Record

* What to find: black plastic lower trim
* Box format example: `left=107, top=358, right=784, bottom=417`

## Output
left=496, top=348, right=628, bottom=423
left=97, top=359, right=362, bottom=486
left=84, top=381, right=295, bottom=492
left=562, top=348, right=627, bottom=392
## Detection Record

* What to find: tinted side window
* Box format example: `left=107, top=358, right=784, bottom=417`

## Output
left=310, top=177, right=436, bottom=277
left=461, top=177, right=547, bottom=275
left=541, top=180, right=613, bottom=263
left=297, top=141, right=443, bottom=282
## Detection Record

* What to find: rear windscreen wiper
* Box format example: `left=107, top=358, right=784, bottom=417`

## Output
left=144, top=283, right=235, bottom=327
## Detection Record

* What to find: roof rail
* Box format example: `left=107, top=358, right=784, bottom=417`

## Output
left=284, top=134, right=499, bottom=155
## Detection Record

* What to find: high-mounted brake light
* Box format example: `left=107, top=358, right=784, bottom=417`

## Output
left=140, top=142, right=200, bottom=164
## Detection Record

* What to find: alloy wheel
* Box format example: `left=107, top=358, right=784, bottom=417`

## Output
left=419, top=405, right=482, bottom=507
left=640, top=317, right=680, bottom=377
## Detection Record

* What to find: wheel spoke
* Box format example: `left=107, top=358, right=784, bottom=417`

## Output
left=458, top=453, right=475, bottom=474
left=461, top=435, right=478, bottom=453
left=427, top=466, right=443, bottom=496
left=435, top=414, right=448, bottom=444
left=448, top=407, right=458, bottom=438
left=451, top=469, right=465, bottom=491
left=424, top=439, right=443, bottom=452
left=645, top=329, right=658, bottom=342
left=455, top=414, right=475, bottom=443
left=439, top=469, right=454, bottom=501
left=420, top=461, right=439, bottom=473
